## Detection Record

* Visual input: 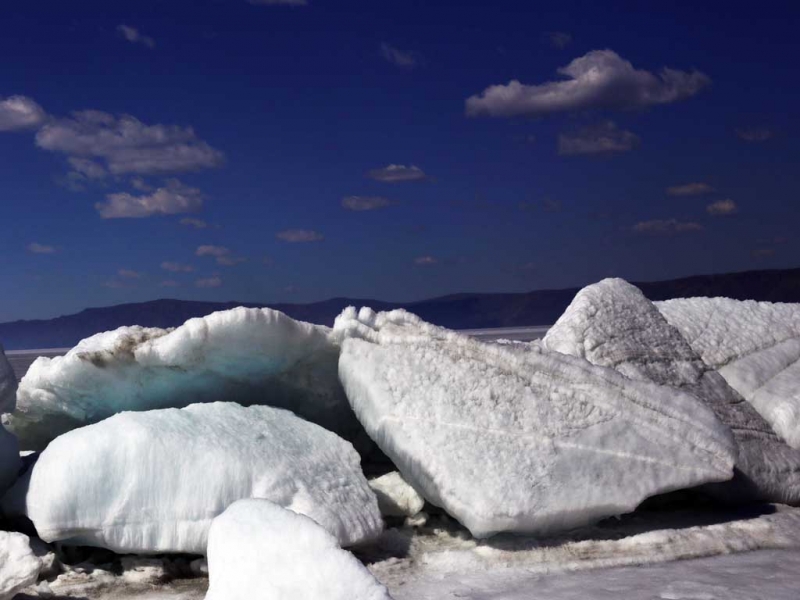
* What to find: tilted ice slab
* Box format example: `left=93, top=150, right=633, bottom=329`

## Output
left=206, top=499, right=392, bottom=600
left=0, top=532, right=41, bottom=600
left=0, top=424, right=21, bottom=496
left=335, top=307, right=737, bottom=538
left=8, top=307, right=358, bottom=450
left=2, top=402, right=382, bottom=554
left=658, top=297, right=800, bottom=450
left=544, top=279, right=800, bottom=504
left=0, top=342, right=16, bottom=414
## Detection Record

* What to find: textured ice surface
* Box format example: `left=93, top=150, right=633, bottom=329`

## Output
left=9, top=307, right=358, bottom=450
left=0, top=532, right=41, bottom=600
left=0, top=423, right=21, bottom=495
left=658, top=297, right=800, bottom=449
left=335, top=306, right=736, bottom=538
left=545, top=279, right=800, bottom=504
left=3, top=402, right=382, bottom=554
left=0, top=342, right=16, bottom=414
left=206, top=499, right=392, bottom=600
left=369, top=472, right=425, bottom=518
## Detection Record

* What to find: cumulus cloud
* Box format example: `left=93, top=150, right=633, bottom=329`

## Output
left=96, top=179, right=203, bottom=218
left=341, top=196, right=393, bottom=211
left=381, top=43, right=418, bottom=69
left=161, top=261, right=195, bottom=273
left=118, top=269, right=142, bottom=279
left=466, top=49, right=710, bottom=118
left=196, top=245, right=246, bottom=265
left=196, top=276, right=222, bottom=288
left=180, top=217, right=208, bottom=229
left=414, top=255, right=438, bottom=265
left=68, top=157, right=107, bottom=180
left=667, top=182, right=715, bottom=197
left=0, top=95, right=47, bottom=131
left=543, top=31, right=572, bottom=49
left=276, top=229, right=324, bottom=242
left=117, top=25, right=155, bottom=49
left=736, top=127, right=774, bottom=143
left=707, top=199, right=738, bottom=216
left=36, top=110, right=224, bottom=175
left=27, top=242, right=56, bottom=254
left=633, top=219, right=704, bottom=235
left=558, top=121, right=639, bottom=156
left=366, top=164, right=427, bottom=183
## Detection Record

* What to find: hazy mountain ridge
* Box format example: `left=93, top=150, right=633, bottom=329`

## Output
left=2, top=267, right=799, bottom=350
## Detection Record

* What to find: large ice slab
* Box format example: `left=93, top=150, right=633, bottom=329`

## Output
left=8, top=307, right=359, bottom=450
left=0, top=424, right=21, bottom=495
left=206, top=499, right=392, bottom=600
left=544, top=279, right=800, bottom=504
left=2, top=402, right=382, bottom=554
left=0, top=532, right=41, bottom=600
left=658, top=297, right=800, bottom=450
left=335, top=307, right=737, bottom=538
left=0, top=342, right=16, bottom=414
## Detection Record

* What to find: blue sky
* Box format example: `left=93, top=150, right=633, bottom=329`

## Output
left=1, top=0, right=798, bottom=321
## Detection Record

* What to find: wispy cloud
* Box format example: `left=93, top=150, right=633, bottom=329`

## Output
left=341, top=196, right=393, bottom=211
left=666, top=182, right=715, bottom=197
left=276, top=229, right=324, bottom=242
left=196, top=245, right=246, bottom=266
left=381, top=43, right=419, bottom=69
left=542, top=31, right=572, bottom=49
left=118, top=269, right=143, bottom=279
left=633, top=219, right=704, bottom=235
left=161, top=261, right=195, bottom=273
left=195, top=276, right=222, bottom=288
left=27, top=242, right=56, bottom=254
left=96, top=179, right=203, bottom=218
left=0, top=95, right=47, bottom=131
left=558, top=121, right=639, bottom=156
left=117, top=25, right=156, bottom=49
left=160, top=280, right=180, bottom=287
left=414, top=255, right=438, bottom=265
left=180, top=217, right=208, bottom=229
left=707, top=199, right=738, bottom=216
left=366, top=164, right=427, bottom=183
left=735, top=127, right=774, bottom=143
left=466, top=49, right=710, bottom=118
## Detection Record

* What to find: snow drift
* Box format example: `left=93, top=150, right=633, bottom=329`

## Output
left=8, top=307, right=360, bottom=450
left=0, top=342, right=16, bottom=415
left=2, top=402, right=382, bottom=554
left=0, top=532, right=41, bottom=600
left=205, top=499, right=392, bottom=600
left=658, top=297, right=800, bottom=450
left=544, top=279, right=800, bottom=505
left=335, top=307, right=737, bottom=538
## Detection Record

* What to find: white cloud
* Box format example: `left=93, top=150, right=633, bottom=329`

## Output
left=466, top=49, right=710, bottom=118
left=736, top=127, right=774, bottom=142
left=667, top=182, right=715, bottom=197
left=196, top=276, right=222, bottom=288
left=633, top=219, right=704, bottom=235
left=707, top=199, right=738, bottom=216
left=248, top=0, right=307, bottom=4
left=558, top=121, right=639, bottom=156
left=180, top=217, right=208, bottom=229
left=130, top=177, right=153, bottom=191
left=366, top=164, right=427, bottom=183
left=118, top=269, right=142, bottom=279
left=0, top=95, right=47, bottom=131
left=543, top=31, right=572, bottom=49
left=196, top=245, right=245, bottom=266
left=27, top=242, right=56, bottom=254
left=415, top=255, right=438, bottom=265
left=36, top=111, right=224, bottom=175
left=381, top=43, right=418, bottom=69
left=68, top=157, right=107, bottom=180
left=117, top=25, right=156, bottom=49
left=276, top=229, right=324, bottom=242
left=341, top=196, right=393, bottom=211
left=161, top=261, right=195, bottom=273
left=96, top=179, right=203, bottom=218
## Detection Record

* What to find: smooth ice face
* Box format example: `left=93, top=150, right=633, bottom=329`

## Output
left=0, top=532, right=41, bottom=600
left=3, top=402, right=382, bottom=554
left=9, top=307, right=358, bottom=450
left=205, top=499, right=393, bottom=600
left=0, top=424, right=21, bottom=495
left=0, top=342, right=16, bottom=414
left=544, top=279, right=800, bottom=505
left=369, top=472, right=425, bottom=518
left=335, top=307, right=737, bottom=538
left=658, top=297, right=800, bottom=450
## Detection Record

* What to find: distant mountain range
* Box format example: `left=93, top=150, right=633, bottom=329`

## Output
left=2, top=267, right=800, bottom=350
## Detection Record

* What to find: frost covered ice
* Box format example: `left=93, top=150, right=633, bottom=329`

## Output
left=335, top=307, right=737, bottom=538
left=369, top=471, right=425, bottom=518
left=544, top=279, right=800, bottom=504
left=0, top=532, right=41, bottom=600
left=658, top=297, right=800, bottom=450
left=206, top=499, right=392, bottom=600
left=0, top=342, right=16, bottom=414
left=2, top=402, right=382, bottom=554
left=0, top=423, right=21, bottom=495
left=8, top=307, right=360, bottom=450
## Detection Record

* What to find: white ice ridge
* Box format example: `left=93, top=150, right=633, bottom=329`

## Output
left=8, top=307, right=358, bottom=450
left=0, top=532, right=41, bottom=600
left=335, top=307, right=737, bottom=538
left=0, top=423, right=21, bottom=495
left=2, top=402, right=382, bottom=554
left=658, top=297, right=800, bottom=449
left=0, top=342, right=16, bottom=414
left=206, top=499, right=393, bottom=600
left=544, top=279, right=800, bottom=504
left=369, top=471, right=426, bottom=518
